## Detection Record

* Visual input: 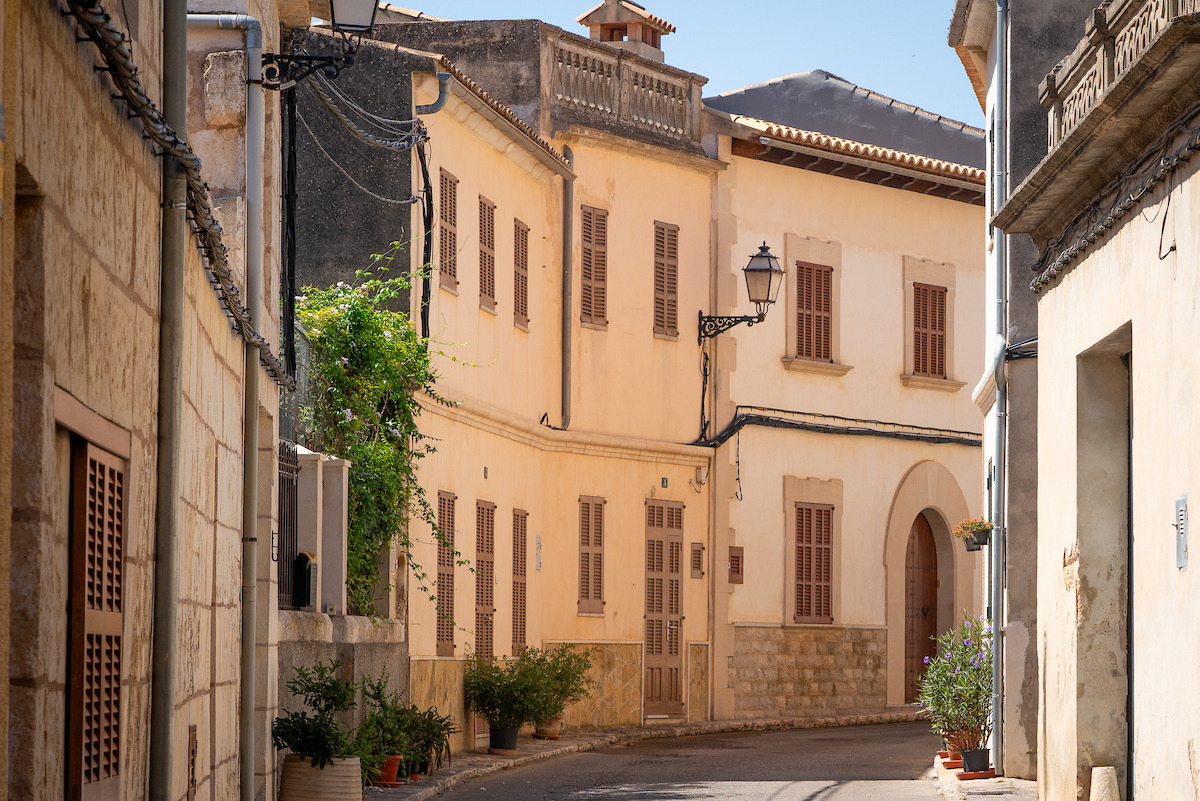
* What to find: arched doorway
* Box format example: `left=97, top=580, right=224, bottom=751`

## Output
left=904, top=512, right=938, bottom=702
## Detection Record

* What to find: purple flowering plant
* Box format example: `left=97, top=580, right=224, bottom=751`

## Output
left=916, top=615, right=993, bottom=752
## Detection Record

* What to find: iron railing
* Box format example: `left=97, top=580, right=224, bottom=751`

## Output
left=277, top=439, right=300, bottom=608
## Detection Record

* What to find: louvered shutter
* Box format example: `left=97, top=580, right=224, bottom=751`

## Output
left=728, top=546, right=744, bottom=585
left=796, top=261, right=833, bottom=361
left=514, top=221, right=529, bottom=329
left=795, top=503, right=834, bottom=623
left=653, top=222, right=679, bottom=336
left=512, top=510, right=527, bottom=655
left=436, top=492, right=456, bottom=656
left=578, top=497, right=604, bottom=613
left=913, top=283, right=947, bottom=378
left=475, top=501, right=495, bottom=658
left=69, top=441, right=125, bottom=801
left=690, top=542, right=704, bottom=578
left=581, top=206, right=608, bottom=325
left=439, top=169, right=458, bottom=289
left=479, top=197, right=495, bottom=310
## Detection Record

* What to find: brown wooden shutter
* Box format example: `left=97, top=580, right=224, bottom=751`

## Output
left=578, top=496, right=604, bottom=613
left=479, top=196, right=495, bottom=310
left=514, top=220, right=529, bottom=329
left=436, top=491, right=456, bottom=656
left=439, top=169, right=458, bottom=289
left=69, top=440, right=125, bottom=801
left=728, top=546, right=744, bottom=585
left=653, top=222, right=679, bottom=336
left=796, top=261, right=833, bottom=361
left=580, top=206, right=607, bottom=325
left=644, top=501, right=684, bottom=715
left=690, top=542, right=704, bottom=578
left=794, top=502, right=834, bottom=623
left=512, top=510, right=527, bottom=655
left=475, top=501, right=496, bottom=658
left=913, top=283, right=947, bottom=378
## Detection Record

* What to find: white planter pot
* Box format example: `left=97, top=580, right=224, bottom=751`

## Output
left=278, top=754, right=361, bottom=801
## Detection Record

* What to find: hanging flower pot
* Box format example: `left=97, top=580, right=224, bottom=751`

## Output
left=952, top=517, right=992, bottom=552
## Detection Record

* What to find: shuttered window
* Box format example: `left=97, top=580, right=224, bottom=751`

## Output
left=653, top=222, right=679, bottom=336
left=690, top=542, right=704, bottom=578
left=580, top=206, right=608, bottom=325
left=512, top=510, right=528, bottom=655
left=475, top=501, right=496, bottom=658
left=439, top=169, right=458, bottom=289
left=728, top=546, right=744, bottom=585
left=514, top=220, right=529, bottom=329
left=794, top=502, right=834, bottom=623
left=68, top=440, right=125, bottom=801
left=796, top=261, right=833, bottom=361
left=479, top=196, right=495, bottom=311
left=436, top=491, right=456, bottom=656
left=913, top=283, right=947, bottom=378
left=578, top=496, right=605, bottom=614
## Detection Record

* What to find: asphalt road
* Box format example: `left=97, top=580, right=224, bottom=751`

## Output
left=438, top=723, right=941, bottom=800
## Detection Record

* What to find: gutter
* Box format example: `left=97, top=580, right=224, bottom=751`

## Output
left=184, top=15, right=266, bottom=801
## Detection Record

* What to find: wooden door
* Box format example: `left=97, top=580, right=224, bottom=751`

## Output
left=904, top=513, right=938, bottom=703
left=644, top=502, right=684, bottom=716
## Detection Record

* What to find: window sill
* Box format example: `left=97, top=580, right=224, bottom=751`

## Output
left=581, top=321, right=608, bottom=332
left=439, top=283, right=458, bottom=296
left=480, top=303, right=497, bottom=316
left=900, top=374, right=967, bottom=392
left=782, top=358, right=853, bottom=376
left=514, top=321, right=530, bottom=334
left=654, top=331, right=679, bottom=342
left=576, top=612, right=605, bottom=618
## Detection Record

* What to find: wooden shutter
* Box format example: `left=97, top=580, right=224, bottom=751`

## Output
left=795, top=502, right=834, bottom=623
left=69, top=441, right=125, bottom=801
left=913, top=283, right=947, bottom=378
left=512, top=510, right=527, bottom=655
left=514, top=220, right=529, bottom=329
left=796, top=261, right=833, bottom=361
left=436, top=491, right=456, bottom=656
left=580, top=206, right=608, bottom=325
left=644, top=501, right=684, bottom=715
left=578, top=496, right=604, bottom=613
left=439, top=169, right=458, bottom=289
left=690, top=542, right=704, bottom=578
left=475, top=501, right=496, bottom=658
left=479, top=196, right=495, bottom=310
left=653, top=222, right=679, bottom=336
left=728, top=546, right=744, bottom=585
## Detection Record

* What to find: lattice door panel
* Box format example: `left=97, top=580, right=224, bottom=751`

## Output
left=644, top=501, right=684, bottom=716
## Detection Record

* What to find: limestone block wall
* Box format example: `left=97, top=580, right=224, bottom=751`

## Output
left=730, top=626, right=887, bottom=720
left=409, top=657, right=472, bottom=753
left=554, top=642, right=642, bottom=730
left=688, top=642, right=709, bottom=722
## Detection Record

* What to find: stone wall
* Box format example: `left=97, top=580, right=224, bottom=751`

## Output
left=730, top=626, right=886, bottom=720
left=555, top=642, right=643, bottom=730
left=688, top=642, right=709, bottom=722
left=408, top=657, right=472, bottom=753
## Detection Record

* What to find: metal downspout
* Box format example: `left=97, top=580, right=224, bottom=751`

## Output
left=561, top=145, right=574, bottom=429
left=416, top=72, right=452, bottom=340
left=992, top=0, right=1010, bottom=775
left=149, top=0, right=186, bottom=797
left=184, top=15, right=265, bottom=801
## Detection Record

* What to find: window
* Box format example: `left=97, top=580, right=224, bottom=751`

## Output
left=690, top=542, right=704, bottom=578
left=913, top=282, right=947, bottom=378
left=794, top=502, right=833, bottom=623
left=436, top=491, right=456, bottom=656
left=653, top=221, right=678, bottom=336
left=795, top=261, right=832, bottom=361
left=479, top=196, right=495, bottom=311
left=580, top=206, right=608, bottom=326
left=68, top=440, right=126, bottom=799
left=727, top=546, right=744, bottom=584
left=578, top=496, right=604, bottom=613
left=512, top=510, right=528, bottom=655
left=475, top=501, right=496, bottom=658
left=514, top=221, right=529, bottom=329
left=439, top=169, right=458, bottom=290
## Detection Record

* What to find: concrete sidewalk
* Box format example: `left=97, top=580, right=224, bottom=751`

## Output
left=933, top=755, right=1038, bottom=801
left=361, top=710, right=924, bottom=800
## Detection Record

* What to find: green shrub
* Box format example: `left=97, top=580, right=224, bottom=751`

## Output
left=272, top=661, right=358, bottom=768
left=917, top=616, right=993, bottom=751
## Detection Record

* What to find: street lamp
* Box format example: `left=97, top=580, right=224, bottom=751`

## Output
left=262, top=0, right=381, bottom=90
left=698, top=242, right=785, bottom=343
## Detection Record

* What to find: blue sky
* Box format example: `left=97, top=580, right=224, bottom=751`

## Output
left=400, top=1, right=984, bottom=127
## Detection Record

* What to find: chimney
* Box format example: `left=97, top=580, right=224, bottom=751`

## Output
left=577, top=0, right=675, bottom=63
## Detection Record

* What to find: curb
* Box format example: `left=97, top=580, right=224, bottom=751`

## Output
left=369, top=710, right=925, bottom=800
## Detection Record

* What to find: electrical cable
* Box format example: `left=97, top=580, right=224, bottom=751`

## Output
left=295, top=107, right=421, bottom=205
left=303, top=72, right=427, bottom=151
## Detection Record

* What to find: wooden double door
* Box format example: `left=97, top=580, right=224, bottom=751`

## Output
left=644, top=501, right=684, bottom=716
left=904, top=512, right=938, bottom=703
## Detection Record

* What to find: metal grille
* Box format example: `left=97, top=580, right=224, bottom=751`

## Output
left=277, top=440, right=300, bottom=608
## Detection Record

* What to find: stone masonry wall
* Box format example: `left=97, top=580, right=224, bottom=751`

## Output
left=557, top=642, right=642, bottom=730
left=730, top=626, right=886, bottom=720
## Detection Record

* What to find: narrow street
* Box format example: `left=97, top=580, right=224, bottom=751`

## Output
left=436, top=723, right=940, bottom=800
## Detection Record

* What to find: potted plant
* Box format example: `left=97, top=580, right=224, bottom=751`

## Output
left=463, top=650, right=545, bottom=754
left=411, top=705, right=458, bottom=773
left=529, top=646, right=596, bottom=740
left=952, top=517, right=993, bottom=551
left=917, top=616, right=993, bottom=773
left=272, top=661, right=363, bottom=801
left=352, top=670, right=410, bottom=787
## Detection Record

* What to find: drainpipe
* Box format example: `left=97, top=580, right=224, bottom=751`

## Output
left=415, top=71, right=451, bottom=114
left=149, top=0, right=186, bottom=798
left=991, top=0, right=1010, bottom=776
left=416, top=72, right=452, bottom=340
left=560, top=145, right=575, bottom=429
left=184, top=15, right=265, bottom=801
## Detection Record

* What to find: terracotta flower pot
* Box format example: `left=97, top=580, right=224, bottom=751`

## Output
left=379, top=754, right=402, bottom=784
left=278, top=754, right=362, bottom=801
left=533, top=717, right=563, bottom=740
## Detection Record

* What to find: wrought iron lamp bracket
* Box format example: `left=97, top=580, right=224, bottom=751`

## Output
left=261, top=51, right=354, bottom=91
left=697, top=311, right=765, bottom=344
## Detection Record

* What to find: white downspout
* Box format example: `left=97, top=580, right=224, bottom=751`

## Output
left=185, top=15, right=265, bottom=801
